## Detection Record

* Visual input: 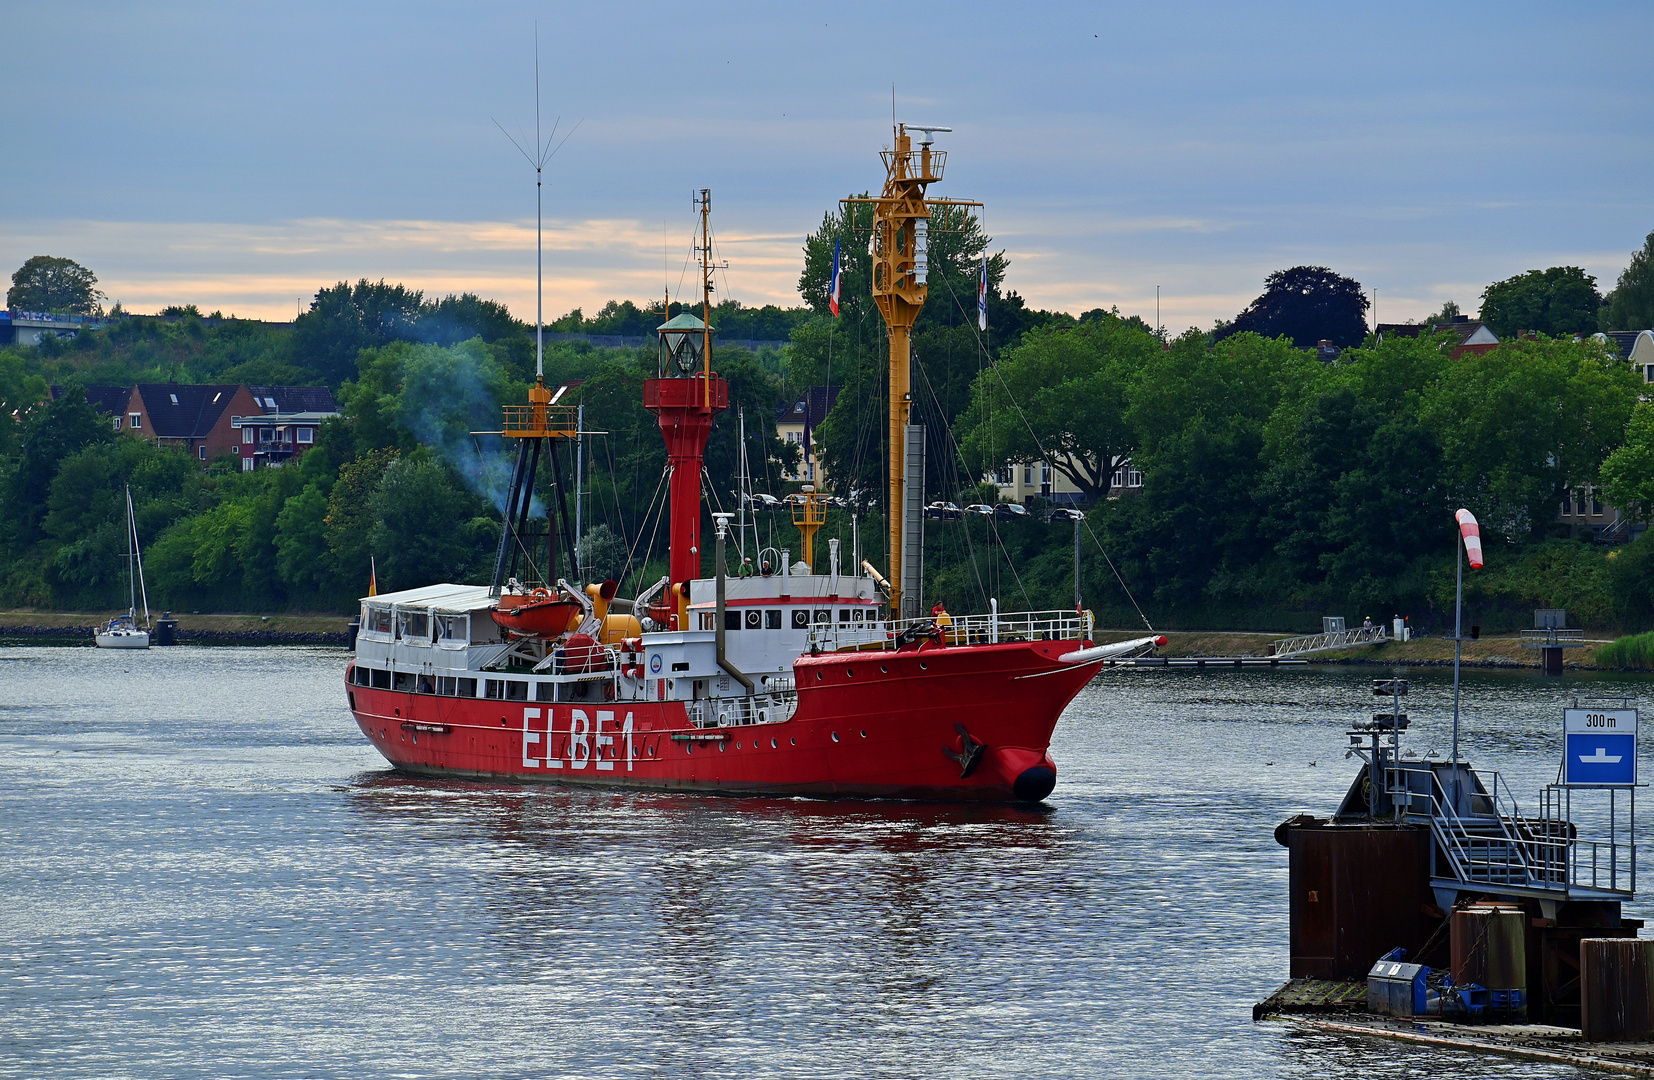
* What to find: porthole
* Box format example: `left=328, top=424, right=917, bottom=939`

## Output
left=736, top=741, right=742, bottom=749
left=880, top=665, right=888, bottom=673
left=816, top=671, right=823, bottom=681
left=771, top=738, right=778, bottom=749
left=790, top=737, right=796, bottom=746
left=846, top=669, right=854, bottom=678
left=860, top=730, right=867, bottom=738
left=919, top=661, right=928, bottom=671
left=648, top=745, right=656, bottom=757
left=686, top=743, right=692, bottom=754
left=831, top=732, right=840, bottom=743
left=718, top=741, right=725, bottom=753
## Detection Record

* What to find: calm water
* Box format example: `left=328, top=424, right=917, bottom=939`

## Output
left=2, top=644, right=1651, bottom=1079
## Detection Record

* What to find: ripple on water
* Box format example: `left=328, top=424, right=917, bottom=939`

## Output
left=1, top=645, right=1647, bottom=1079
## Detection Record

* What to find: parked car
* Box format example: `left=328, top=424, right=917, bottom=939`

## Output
left=924, top=501, right=962, bottom=520
left=743, top=492, right=783, bottom=510
left=994, top=503, right=1031, bottom=521
left=1046, top=506, right=1086, bottom=522
left=963, top=503, right=996, bottom=516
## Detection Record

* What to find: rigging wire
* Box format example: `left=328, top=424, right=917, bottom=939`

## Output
left=618, top=463, right=671, bottom=597
left=933, top=256, right=1157, bottom=632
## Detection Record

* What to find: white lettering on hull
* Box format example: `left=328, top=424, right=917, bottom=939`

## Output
left=520, top=707, right=639, bottom=772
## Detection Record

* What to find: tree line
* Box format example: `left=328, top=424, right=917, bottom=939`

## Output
left=3, top=222, right=1653, bottom=628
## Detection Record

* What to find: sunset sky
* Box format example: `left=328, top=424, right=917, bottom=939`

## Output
left=4, top=1, right=1651, bottom=331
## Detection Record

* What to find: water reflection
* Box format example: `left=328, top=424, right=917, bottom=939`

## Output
left=1, top=645, right=1648, bottom=1078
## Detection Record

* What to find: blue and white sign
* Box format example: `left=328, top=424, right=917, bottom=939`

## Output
left=1563, top=708, right=1638, bottom=786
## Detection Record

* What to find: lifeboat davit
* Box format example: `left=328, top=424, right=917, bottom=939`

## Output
left=491, top=590, right=581, bottom=637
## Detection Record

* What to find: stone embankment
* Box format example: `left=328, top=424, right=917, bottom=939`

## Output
left=0, top=611, right=350, bottom=646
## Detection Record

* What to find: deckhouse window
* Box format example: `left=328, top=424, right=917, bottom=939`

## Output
left=436, top=613, right=469, bottom=646
left=457, top=678, right=477, bottom=697
left=791, top=610, right=810, bottom=630
left=725, top=610, right=741, bottom=631
left=765, top=609, right=781, bottom=629
left=505, top=680, right=528, bottom=701
left=745, top=610, right=762, bottom=630
left=367, top=606, right=393, bottom=635
left=397, top=610, right=430, bottom=643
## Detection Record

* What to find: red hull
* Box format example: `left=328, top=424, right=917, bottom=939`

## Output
left=347, top=639, right=1097, bottom=801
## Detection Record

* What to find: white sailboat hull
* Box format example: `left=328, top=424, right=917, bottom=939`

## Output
left=95, top=629, right=150, bottom=649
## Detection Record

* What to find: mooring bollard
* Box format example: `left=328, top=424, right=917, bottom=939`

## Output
left=1581, top=938, right=1654, bottom=1041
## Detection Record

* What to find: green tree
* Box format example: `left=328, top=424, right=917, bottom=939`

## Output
left=8, top=385, right=113, bottom=545
left=1109, top=331, right=1323, bottom=609
left=368, top=455, right=492, bottom=590
left=325, top=448, right=400, bottom=587
left=1601, top=230, right=1654, bottom=332
left=292, top=279, right=426, bottom=386
left=7, top=256, right=106, bottom=314
left=791, top=201, right=1019, bottom=498
left=956, top=315, right=1160, bottom=502
left=1600, top=402, right=1654, bottom=524
left=274, top=483, right=334, bottom=599
left=0, top=352, right=49, bottom=459
left=1420, top=337, right=1637, bottom=540
left=1479, top=267, right=1601, bottom=338
left=1217, top=266, right=1369, bottom=348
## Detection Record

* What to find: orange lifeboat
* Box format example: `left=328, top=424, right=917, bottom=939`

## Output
left=491, top=589, right=581, bottom=638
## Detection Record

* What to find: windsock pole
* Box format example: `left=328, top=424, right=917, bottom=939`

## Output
left=1451, top=509, right=1483, bottom=773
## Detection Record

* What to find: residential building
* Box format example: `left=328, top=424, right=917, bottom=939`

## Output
left=125, top=384, right=264, bottom=465
left=238, top=385, right=341, bottom=470
left=1596, top=330, right=1654, bottom=387
left=52, top=382, right=339, bottom=469
left=775, top=385, right=840, bottom=486
left=1375, top=315, right=1500, bottom=358
left=989, top=456, right=1141, bottom=506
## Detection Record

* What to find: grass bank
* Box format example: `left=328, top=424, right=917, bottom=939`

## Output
left=1092, top=628, right=1621, bottom=670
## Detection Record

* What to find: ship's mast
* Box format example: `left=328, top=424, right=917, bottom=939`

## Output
left=645, top=190, right=729, bottom=628
left=847, top=124, right=978, bottom=618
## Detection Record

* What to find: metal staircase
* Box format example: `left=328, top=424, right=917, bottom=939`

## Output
left=1383, top=760, right=1633, bottom=904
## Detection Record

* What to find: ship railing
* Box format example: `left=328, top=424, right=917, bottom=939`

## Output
left=808, top=608, right=1089, bottom=652
left=685, top=692, right=798, bottom=729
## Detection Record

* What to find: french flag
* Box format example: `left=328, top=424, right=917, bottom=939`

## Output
left=829, top=239, right=841, bottom=317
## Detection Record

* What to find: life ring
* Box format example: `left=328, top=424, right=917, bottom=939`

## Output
left=532, top=588, right=550, bottom=600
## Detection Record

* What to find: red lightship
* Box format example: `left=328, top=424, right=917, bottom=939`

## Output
left=346, top=135, right=1160, bottom=801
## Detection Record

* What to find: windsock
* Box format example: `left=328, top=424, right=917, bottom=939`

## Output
left=1455, top=509, right=1483, bottom=569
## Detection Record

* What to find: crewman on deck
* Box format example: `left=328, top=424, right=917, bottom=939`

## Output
left=740, top=557, right=754, bottom=578
left=932, top=601, right=955, bottom=643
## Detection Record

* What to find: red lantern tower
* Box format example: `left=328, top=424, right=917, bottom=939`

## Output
left=645, top=189, right=729, bottom=628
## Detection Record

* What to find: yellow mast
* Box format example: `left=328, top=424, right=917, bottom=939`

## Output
left=847, top=124, right=978, bottom=618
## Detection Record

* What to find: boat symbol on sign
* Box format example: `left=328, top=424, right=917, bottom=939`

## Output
left=1580, top=748, right=1623, bottom=764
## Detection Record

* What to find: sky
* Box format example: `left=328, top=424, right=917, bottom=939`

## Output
left=3, top=1, right=1652, bottom=332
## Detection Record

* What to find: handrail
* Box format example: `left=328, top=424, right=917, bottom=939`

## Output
left=808, top=608, right=1089, bottom=652
left=1385, top=763, right=1633, bottom=896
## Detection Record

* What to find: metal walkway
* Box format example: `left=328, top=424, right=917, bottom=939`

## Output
left=1269, top=625, right=1388, bottom=658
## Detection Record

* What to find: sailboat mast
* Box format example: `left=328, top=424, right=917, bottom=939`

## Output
left=126, top=485, right=136, bottom=619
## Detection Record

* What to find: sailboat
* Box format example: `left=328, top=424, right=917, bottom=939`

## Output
left=95, top=486, right=151, bottom=650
